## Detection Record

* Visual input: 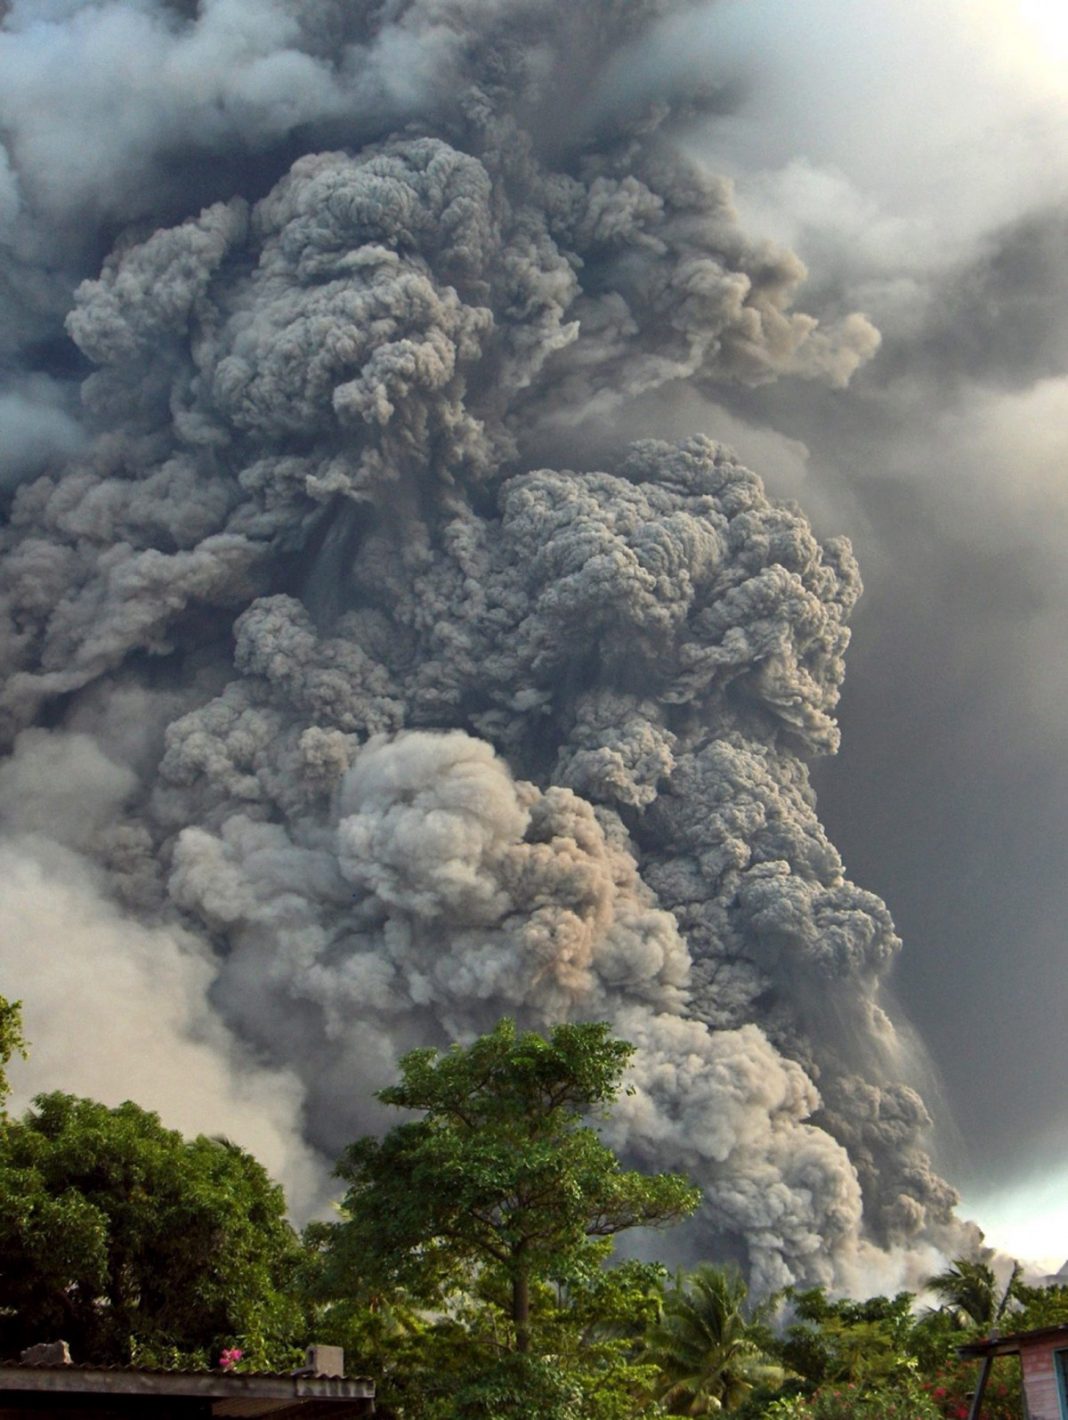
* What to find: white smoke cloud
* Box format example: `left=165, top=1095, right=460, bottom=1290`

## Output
left=0, top=1, right=350, bottom=219
left=0, top=830, right=320, bottom=1213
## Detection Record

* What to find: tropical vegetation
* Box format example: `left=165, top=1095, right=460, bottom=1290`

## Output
left=0, top=998, right=1062, bottom=1417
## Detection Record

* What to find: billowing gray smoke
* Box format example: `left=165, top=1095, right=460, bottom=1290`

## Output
left=0, top=0, right=965, bottom=1289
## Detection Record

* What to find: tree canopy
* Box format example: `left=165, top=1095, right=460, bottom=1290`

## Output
left=0, top=996, right=26, bottom=1115
left=924, top=1257, right=1019, bottom=1330
left=0, top=999, right=1050, bottom=1420
left=646, top=1264, right=784, bottom=1415
left=318, top=1019, right=699, bottom=1355
left=0, top=1092, right=305, bottom=1365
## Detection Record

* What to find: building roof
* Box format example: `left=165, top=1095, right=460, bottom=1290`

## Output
left=0, top=1362, right=375, bottom=1416
left=958, top=1322, right=1068, bottom=1359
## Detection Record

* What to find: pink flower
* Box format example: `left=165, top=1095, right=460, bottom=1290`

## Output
left=218, top=1348, right=244, bottom=1370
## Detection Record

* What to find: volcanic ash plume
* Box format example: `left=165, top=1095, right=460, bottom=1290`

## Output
left=0, top=0, right=963, bottom=1287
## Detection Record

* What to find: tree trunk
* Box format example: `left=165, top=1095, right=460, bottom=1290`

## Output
left=512, top=1265, right=530, bottom=1354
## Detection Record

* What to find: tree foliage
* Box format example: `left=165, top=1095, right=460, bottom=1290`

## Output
left=748, top=1267, right=1028, bottom=1420
left=0, top=1092, right=306, bottom=1365
left=319, top=1019, right=699, bottom=1357
left=0, top=996, right=27, bottom=1115
left=1010, top=1278, right=1068, bottom=1329
left=3, top=999, right=1065, bottom=1420
left=775, top=1287, right=922, bottom=1390
left=761, top=1378, right=942, bottom=1420
left=646, top=1264, right=784, bottom=1414
left=924, top=1258, right=1008, bottom=1330
left=306, top=1247, right=671, bottom=1420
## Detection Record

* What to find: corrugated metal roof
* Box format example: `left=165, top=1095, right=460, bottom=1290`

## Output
left=958, top=1321, right=1068, bottom=1358
left=0, top=1361, right=369, bottom=1382
left=0, top=1361, right=375, bottom=1414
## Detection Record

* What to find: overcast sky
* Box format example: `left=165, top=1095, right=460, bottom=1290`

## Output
left=661, top=0, right=1068, bottom=1264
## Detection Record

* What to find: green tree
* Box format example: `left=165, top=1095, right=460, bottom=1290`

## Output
left=322, top=1019, right=698, bottom=1358
left=0, top=1092, right=306, bottom=1365
left=0, top=996, right=27, bottom=1115
left=766, top=1286, right=935, bottom=1407
left=924, top=1257, right=1016, bottom=1330
left=306, top=1249, right=670, bottom=1420
left=645, top=1263, right=785, bottom=1414
left=1009, top=1278, right=1068, bottom=1329
left=759, top=1278, right=1025, bottom=1420
left=907, top=1303, right=969, bottom=1374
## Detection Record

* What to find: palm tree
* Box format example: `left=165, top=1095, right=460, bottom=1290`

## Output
left=645, top=1264, right=785, bottom=1415
left=925, top=1258, right=1021, bottom=1331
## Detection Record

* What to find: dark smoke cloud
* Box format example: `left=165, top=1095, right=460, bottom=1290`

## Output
left=0, top=0, right=968, bottom=1290
left=627, top=0, right=1068, bottom=1225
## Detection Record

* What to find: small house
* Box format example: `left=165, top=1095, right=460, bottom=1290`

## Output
left=959, top=1322, right=1068, bottom=1419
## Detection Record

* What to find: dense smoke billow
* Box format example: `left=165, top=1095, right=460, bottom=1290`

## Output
left=0, top=0, right=968, bottom=1289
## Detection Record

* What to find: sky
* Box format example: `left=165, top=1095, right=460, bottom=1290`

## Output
left=659, top=0, right=1068, bottom=1264
left=1, top=0, right=1068, bottom=1283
